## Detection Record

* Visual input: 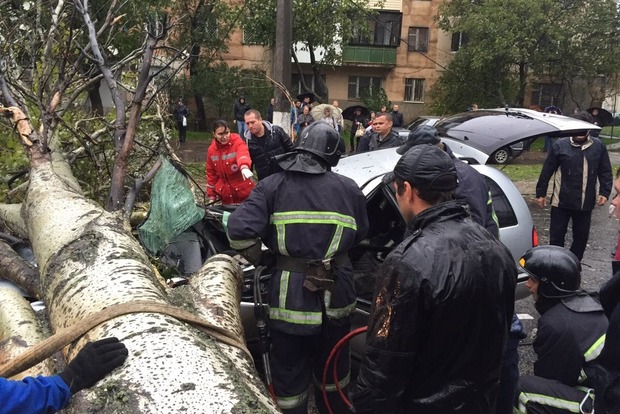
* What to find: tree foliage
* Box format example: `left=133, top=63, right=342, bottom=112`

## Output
left=434, top=0, right=620, bottom=110
left=0, top=0, right=185, bottom=209
left=241, top=0, right=376, bottom=102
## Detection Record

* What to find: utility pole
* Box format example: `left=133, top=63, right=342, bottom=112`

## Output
left=272, top=0, right=292, bottom=133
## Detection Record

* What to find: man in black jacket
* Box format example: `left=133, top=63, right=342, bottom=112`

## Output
left=350, top=145, right=516, bottom=413
left=356, top=113, right=403, bottom=153
left=234, top=96, right=250, bottom=137
left=243, top=109, right=294, bottom=180
left=536, top=111, right=612, bottom=260
left=515, top=246, right=608, bottom=414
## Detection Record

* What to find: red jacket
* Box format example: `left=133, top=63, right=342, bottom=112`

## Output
left=206, top=133, right=255, bottom=204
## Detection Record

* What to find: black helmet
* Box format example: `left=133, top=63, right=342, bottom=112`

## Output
left=296, top=122, right=342, bottom=167
left=519, top=246, right=582, bottom=299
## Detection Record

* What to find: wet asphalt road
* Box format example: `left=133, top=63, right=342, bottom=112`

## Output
left=515, top=149, right=620, bottom=376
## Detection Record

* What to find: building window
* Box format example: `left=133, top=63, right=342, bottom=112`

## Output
left=407, top=27, right=429, bottom=52
left=531, top=83, right=563, bottom=108
left=451, top=32, right=468, bottom=52
left=350, top=11, right=402, bottom=47
left=291, top=74, right=326, bottom=96
left=404, top=78, right=425, bottom=102
left=348, top=76, right=382, bottom=99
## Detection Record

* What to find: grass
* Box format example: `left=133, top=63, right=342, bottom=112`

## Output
left=186, top=131, right=213, bottom=142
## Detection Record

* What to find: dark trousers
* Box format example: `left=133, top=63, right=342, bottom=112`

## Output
left=177, top=121, right=187, bottom=143
left=270, top=319, right=351, bottom=414
left=495, top=334, right=521, bottom=414
left=515, top=375, right=593, bottom=413
left=549, top=207, right=592, bottom=261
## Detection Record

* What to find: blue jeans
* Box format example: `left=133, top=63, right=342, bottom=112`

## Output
left=236, top=121, right=247, bottom=138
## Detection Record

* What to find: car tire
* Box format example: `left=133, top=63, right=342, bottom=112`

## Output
left=491, top=147, right=511, bottom=164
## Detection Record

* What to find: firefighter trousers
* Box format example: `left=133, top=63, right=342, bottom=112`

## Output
left=515, top=375, right=594, bottom=414
left=270, top=318, right=351, bottom=414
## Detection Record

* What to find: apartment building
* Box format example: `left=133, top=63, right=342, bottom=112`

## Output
left=222, top=0, right=454, bottom=123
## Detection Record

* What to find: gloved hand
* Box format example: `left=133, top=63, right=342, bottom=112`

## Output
left=241, top=167, right=254, bottom=180
left=259, top=250, right=276, bottom=269
left=59, top=337, right=128, bottom=394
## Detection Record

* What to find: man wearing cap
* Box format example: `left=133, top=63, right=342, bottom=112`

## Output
left=398, top=125, right=524, bottom=414
left=227, top=123, right=368, bottom=414
left=399, top=125, right=498, bottom=236
left=350, top=145, right=516, bottom=413
left=356, top=113, right=403, bottom=154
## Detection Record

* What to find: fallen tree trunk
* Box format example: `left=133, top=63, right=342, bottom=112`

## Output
left=0, top=239, right=41, bottom=298
left=0, top=107, right=279, bottom=413
left=0, top=287, right=54, bottom=380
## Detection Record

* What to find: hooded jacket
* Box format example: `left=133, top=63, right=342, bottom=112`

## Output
left=536, top=136, right=612, bottom=210
left=206, top=132, right=254, bottom=204
left=233, top=98, right=250, bottom=122
left=351, top=201, right=516, bottom=413
left=244, top=121, right=294, bottom=180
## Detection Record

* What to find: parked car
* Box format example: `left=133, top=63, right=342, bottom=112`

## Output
left=222, top=148, right=536, bottom=355
left=398, top=108, right=599, bottom=165
left=394, top=116, right=440, bottom=140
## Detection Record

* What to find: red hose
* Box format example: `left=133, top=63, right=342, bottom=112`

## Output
left=322, top=326, right=368, bottom=414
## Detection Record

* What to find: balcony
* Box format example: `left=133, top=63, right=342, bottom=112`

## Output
left=342, top=45, right=397, bottom=67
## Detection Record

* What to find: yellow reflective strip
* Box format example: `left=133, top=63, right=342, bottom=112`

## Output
left=313, top=371, right=351, bottom=392
left=279, top=271, right=289, bottom=309
left=326, top=226, right=344, bottom=257
left=271, top=211, right=357, bottom=229
left=276, top=223, right=288, bottom=255
left=277, top=389, right=308, bottom=410
left=519, top=392, right=582, bottom=412
left=584, top=334, right=606, bottom=361
left=326, top=302, right=356, bottom=319
left=269, top=307, right=323, bottom=325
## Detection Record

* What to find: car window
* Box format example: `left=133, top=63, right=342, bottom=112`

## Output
left=406, top=118, right=427, bottom=130
left=484, top=176, right=518, bottom=228
left=351, top=183, right=406, bottom=305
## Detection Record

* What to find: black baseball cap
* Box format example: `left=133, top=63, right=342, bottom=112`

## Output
left=383, top=144, right=458, bottom=191
left=397, top=125, right=441, bottom=155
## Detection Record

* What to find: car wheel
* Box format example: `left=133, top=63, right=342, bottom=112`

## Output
left=491, top=147, right=511, bottom=164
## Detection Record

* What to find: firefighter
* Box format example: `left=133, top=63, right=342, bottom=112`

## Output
left=226, top=122, right=369, bottom=414
left=515, top=245, right=608, bottom=413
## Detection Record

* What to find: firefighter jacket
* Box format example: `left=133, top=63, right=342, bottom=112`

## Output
left=534, top=294, right=608, bottom=387
left=350, top=200, right=516, bottom=414
left=243, top=121, right=294, bottom=180
left=536, top=136, right=612, bottom=210
left=206, top=133, right=254, bottom=204
left=226, top=169, right=369, bottom=335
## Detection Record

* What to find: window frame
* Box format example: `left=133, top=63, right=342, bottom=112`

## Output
left=404, top=78, right=425, bottom=103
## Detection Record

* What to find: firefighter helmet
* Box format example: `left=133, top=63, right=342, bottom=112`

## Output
left=296, top=122, right=342, bottom=167
left=519, top=245, right=582, bottom=299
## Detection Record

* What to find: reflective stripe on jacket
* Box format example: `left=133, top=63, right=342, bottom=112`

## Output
left=227, top=170, right=369, bottom=335
left=206, top=133, right=254, bottom=204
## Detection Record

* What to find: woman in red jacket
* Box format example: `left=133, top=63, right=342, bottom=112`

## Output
left=206, top=120, right=255, bottom=204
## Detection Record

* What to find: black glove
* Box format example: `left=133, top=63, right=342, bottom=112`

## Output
left=259, top=250, right=276, bottom=270
left=59, top=337, right=128, bottom=394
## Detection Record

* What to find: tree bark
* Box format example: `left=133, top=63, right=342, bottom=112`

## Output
left=0, top=108, right=279, bottom=413
left=0, top=288, right=55, bottom=380
left=0, top=239, right=41, bottom=298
